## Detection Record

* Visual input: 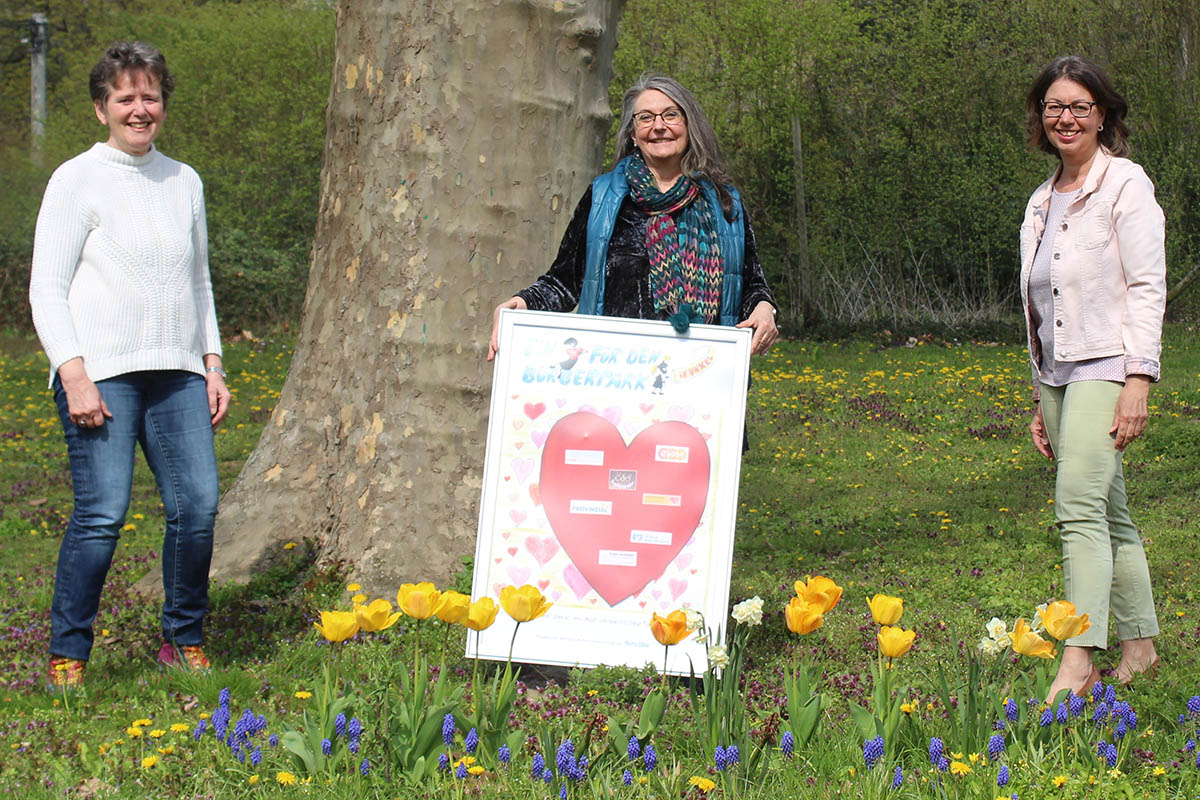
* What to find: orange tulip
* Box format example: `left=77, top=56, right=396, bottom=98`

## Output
left=1040, top=600, right=1091, bottom=642
left=396, top=582, right=441, bottom=619
left=649, top=609, right=694, bottom=646
left=462, top=597, right=499, bottom=631
left=500, top=585, right=553, bottom=622
left=1010, top=617, right=1056, bottom=660
left=795, top=575, right=843, bottom=614
left=785, top=596, right=824, bottom=635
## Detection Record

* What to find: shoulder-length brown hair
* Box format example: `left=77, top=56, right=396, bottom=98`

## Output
left=1025, top=55, right=1129, bottom=158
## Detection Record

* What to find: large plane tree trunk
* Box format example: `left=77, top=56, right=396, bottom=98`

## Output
left=168, top=0, right=624, bottom=596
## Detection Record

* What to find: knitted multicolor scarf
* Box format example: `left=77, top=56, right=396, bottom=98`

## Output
left=625, top=154, right=723, bottom=332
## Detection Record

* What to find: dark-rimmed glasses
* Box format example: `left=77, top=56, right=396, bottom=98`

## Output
left=1041, top=100, right=1098, bottom=119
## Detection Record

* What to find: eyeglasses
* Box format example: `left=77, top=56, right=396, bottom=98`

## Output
left=1041, top=100, right=1098, bottom=119
left=632, top=108, right=685, bottom=128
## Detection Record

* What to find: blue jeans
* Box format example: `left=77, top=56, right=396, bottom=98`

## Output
left=50, top=371, right=218, bottom=661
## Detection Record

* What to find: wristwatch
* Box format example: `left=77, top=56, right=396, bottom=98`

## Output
left=205, top=366, right=227, bottom=378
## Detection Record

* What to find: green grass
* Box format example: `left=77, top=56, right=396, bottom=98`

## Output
left=1, top=327, right=1198, bottom=798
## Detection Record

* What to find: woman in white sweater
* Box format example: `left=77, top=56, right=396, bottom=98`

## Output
left=29, top=42, right=230, bottom=691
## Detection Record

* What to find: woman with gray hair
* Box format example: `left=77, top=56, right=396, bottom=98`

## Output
left=488, top=74, right=778, bottom=356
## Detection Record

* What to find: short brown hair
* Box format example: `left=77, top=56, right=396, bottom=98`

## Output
left=89, top=42, right=174, bottom=109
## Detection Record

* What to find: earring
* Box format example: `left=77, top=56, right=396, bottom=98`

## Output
left=1098, top=124, right=1104, bottom=132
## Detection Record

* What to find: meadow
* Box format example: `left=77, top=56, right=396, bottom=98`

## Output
left=1, top=327, right=1199, bottom=798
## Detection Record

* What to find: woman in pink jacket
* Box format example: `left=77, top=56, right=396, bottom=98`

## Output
left=1021, top=56, right=1164, bottom=700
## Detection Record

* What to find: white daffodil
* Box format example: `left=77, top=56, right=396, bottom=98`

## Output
left=707, top=644, right=730, bottom=671
left=731, top=596, right=764, bottom=626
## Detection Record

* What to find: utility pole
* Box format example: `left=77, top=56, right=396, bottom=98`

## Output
left=30, top=13, right=48, bottom=162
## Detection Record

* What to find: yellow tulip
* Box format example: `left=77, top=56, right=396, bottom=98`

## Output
left=784, top=596, right=824, bottom=635
left=867, top=594, right=904, bottom=626
left=462, top=597, right=499, bottom=631
left=877, top=625, right=916, bottom=659
left=354, top=599, right=401, bottom=632
left=500, top=584, right=553, bottom=622
left=1040, top=600, right=1091, bottom=641
left=435, top=590, right=471, bottom=624
left=396, top=582, right=441, bottom=619
left=795, top=575, right=843, bottom=614
left=649, top=609, right=694, bottom=645
left=313, top=610, right=359, bottom=643
left=1010, top=617, right=1056, bottom=659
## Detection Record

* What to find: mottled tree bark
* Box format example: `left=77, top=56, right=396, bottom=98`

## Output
left=149, top=0, right=624, bottom=596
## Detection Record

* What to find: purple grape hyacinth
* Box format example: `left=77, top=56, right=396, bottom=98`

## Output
left=863, top=736, right=884, bottom=770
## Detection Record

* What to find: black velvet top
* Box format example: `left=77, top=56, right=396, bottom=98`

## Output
left=516, top=185, right=776, bottom=321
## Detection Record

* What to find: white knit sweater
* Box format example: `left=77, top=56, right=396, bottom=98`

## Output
left=29, top=142, right=223, bottom=385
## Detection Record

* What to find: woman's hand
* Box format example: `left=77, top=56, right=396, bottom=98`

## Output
left=735, top=301, right=780, bottom=355
left=204, top=357, right=232, bottom=429
left=59, top=357, right=111, bottom=429
left=1029, top=402, right=1053, bottom=459
left=488, top=296, right=528, bottom=361
left=1111, top=375, right=1151, bottom=450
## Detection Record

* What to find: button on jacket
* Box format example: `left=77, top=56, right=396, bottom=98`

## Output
left=1019, top=147, right=1165, bottom=390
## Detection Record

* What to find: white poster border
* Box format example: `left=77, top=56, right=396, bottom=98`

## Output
left=468, top=309, right=751, bottom=675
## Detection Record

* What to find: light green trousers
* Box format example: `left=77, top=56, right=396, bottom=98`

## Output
left=1039, top=381, right=1159, bottom=649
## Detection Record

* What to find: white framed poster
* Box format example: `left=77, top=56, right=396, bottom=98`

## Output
left=468, top=309, right=751, bottom=675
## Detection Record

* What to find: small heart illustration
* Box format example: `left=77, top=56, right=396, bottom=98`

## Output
left=509, top=510, right=528, bottom=526
left=511, top=395, right=519, bottom=400
left=668, top=578, right=688, bottom=600
left=651, top=589, right=663, bottom=600
left=492, top=583, right=504, bottom=596
left=512, top=421, right=524, bottom=430
left=508, top=493, right=519, bottom=502
left=638, top=601, right=647, bottom=608
left=494, top=558, right=502, bottom=564
left=514, top=442, right=524, bottom=449
left=525, top=535, right=560, bottom=567
left=702, top=414, right=711, bottom=421
left=524, top=402, right=546, bottom=420
left=555, top=398, right=567, bottom=407
left=512, top=458, right=535, bottom=484
left=667, top=405, right=694, bottom=422
left=578, top=404, right=596, bottom=414
left=551, top=590, right=563, bottom=601
left=531, top=430, right=548, bottom=449
left=639, top=403, right=654, bottom=414
left=507, top=565, right=530, bottom=586
left=690, top=569, right=698, bottom=575
left=529, top=482, right=542, bottom=506
left=602, top=406, right=622, bottom=426
left=701, top=433, right=712, bottom=441
left=674, top=553, right=693, bottom=571
left=507, top=547, right=518, bottom=557
left=537, top=579, right=550, bottom=590
left=563, top=563, right=592, bottom=600
left=501, top=532, right=510, bottom=539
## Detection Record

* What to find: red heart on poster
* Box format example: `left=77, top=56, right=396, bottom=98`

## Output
left=524, top=402, right=546, bottom=420
left=540, top=412, right=710, bottom=607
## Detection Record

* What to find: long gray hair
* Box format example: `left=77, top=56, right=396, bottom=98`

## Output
left=614, top=74, right=738, bottom=218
